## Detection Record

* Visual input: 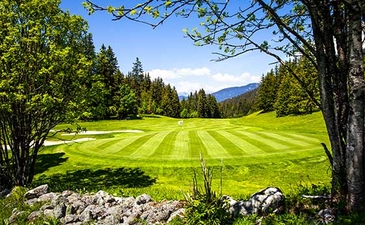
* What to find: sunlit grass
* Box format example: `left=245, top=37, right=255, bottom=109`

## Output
left=34, top=111, right=331, bottom=200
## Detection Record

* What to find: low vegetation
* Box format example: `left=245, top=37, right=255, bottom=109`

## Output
left=2, top=111, right=364, bottom=224
left=31, top=111, right=330, bottom=199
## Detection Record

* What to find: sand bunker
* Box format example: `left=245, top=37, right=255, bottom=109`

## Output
left=43, top=138, right=96, bottom=146
left=61, top=130, right=144, bottom=136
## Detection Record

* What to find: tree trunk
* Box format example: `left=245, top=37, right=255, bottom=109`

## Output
left=346, top=0, right=365, bottom=212
left=305, top=1, right=365, bottom=212
left=306, top=1, right=347, bottom=204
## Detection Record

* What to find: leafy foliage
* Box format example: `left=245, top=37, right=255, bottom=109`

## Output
left=184, top=157, right=232, bottom=225
left=0, top=0, right=90, bottom=189
left=180, top=90, right=221, bottom=118
left=257, top=57, right=320, bottom=117
left=219, top=89, right=258, bottom=118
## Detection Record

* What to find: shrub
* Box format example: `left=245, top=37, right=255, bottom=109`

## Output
left=183, top=156, right=232, bottom=225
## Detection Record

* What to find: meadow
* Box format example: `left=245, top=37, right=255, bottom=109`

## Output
left=33, top=111, right=331, bottom=200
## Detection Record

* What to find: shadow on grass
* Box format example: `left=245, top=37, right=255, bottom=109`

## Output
left=35, top=152, right=68, bottom=175
left=32, top=167, right=157, bottom=192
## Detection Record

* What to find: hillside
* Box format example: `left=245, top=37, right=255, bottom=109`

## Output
left=212, top=83, right=259, bottom=102
left=219, top=88, right=259, bottom=118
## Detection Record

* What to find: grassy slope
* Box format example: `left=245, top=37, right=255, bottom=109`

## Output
left=34, top=111, right=331, bottom=200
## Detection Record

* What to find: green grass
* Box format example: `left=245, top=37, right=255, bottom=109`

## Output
left=33, top=111, right=331, bottom=200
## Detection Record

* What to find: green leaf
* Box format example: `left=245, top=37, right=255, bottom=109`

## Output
left=117, top=6, right=125, bottom=16
left=130, top=9, right=137, bottom=16
left=153, top=9, right=160, bottom=18
left=106, top=6, right=115, bottom=14
left=165, top=0, right=172, bottom=8
left=144, top=6, right=153, bottom=14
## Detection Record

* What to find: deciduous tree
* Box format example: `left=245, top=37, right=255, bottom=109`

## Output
left=0, top=0, right=90, bottom=188
left=84, top=0, right=365, bottom=212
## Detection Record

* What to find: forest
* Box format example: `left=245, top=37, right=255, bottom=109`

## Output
left=83, top=35, right=321, bottom=120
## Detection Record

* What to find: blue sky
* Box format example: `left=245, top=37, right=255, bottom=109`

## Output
left=61, top=0, right=275, bottom=94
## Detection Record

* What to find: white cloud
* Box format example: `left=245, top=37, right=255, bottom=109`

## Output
left=212, top=73, right=239, bottom=82
left=148, top=69, right=179, bottom=80
left=175, top=67, right=210, bottom=76
left=148, top=67, right=210, bottom=81
left=148, top=67, right=260, bottom=95
left=212, top=72, right=260, bottom=83
left=177, top=81, right=203, bottom=94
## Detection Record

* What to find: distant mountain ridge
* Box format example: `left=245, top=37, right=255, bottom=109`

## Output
left=212, top=83, right=259, bottom=102
left=178, top=83, right=260, bottom=102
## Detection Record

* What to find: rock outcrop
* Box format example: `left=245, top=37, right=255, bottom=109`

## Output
left=6, top=185, right=286, bottom=224
left=222, top=187, right=285, bottom=217
left=21, top=186, right=185, bottom=224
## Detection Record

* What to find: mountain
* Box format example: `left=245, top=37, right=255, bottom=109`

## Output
left=212, top=83, right=260, bottom=102
left=218, top=88, right=259, bottom=118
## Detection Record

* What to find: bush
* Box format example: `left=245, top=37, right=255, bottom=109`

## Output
left=183, top=156, right=232, bottom=225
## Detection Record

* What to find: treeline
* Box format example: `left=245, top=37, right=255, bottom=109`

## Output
left=82, top=34, right=320, bottom=120
left=218, top=89, right=258, bottom=118
left=218, top=55, right=320, bottom=118
left=257, top=55, right=320, bottom=117
left=80, top=34, right=219, bottom=120
left=180, top=89, right=220, bottom=118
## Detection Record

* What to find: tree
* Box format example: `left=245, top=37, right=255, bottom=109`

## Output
left=161, top=84, right=180, bottom=118
left=274, top=58, right=320, bottom=116
left=94, top=44, right=119, bottom=118
left=197, top=89, right=208, bottom=118
left=128, top=57, right=145, bottom=106
left=206, top=94, right=220, bottom=118
left=85, top=0, right=365, bottom=212
left=114, top=84, right=138, bottom=119
left=257, top=69, right=278, bottom=113
left=0, top=0, right=90, bottom=188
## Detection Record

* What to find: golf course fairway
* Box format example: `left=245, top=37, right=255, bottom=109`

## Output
left=34, top=111, right=331, bottom=199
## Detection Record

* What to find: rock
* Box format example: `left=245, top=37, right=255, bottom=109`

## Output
left=250, top=187, right=285, bottom=215
left=73, top=200, right=87, bottom=214
left=27, top=210, right=42, bottom=221
left=66, top=204, right=76, bottom=215
left=38, top=192, right=58, bottom=202
left=53, top=202, right=66, bottom=219
left=318, top=208, right=335, bottom=224
left=0, top=188, right=10, bottom=197
left=62, top=214, right=79, bottom=224
left=25, top=198, right=39, bottom=206
left=136, top=193, right=152, bottom=205
left=79, top=205, right=93, bottom=222
left=222, top=187, right=285, bottom=217
left=43, top=209, right=54, bottom=218
left=7, top=185, right=286, bottom=224
left=167, top=208, right=185, bottom=223
left=24, top=184, right=48, bottom=200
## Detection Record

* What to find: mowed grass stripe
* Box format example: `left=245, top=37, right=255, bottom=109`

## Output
left=207, top=131, right=247, bottom=156
left=217, top=131, right=265, bottom=155
left=116, top=133, right=158, bottom=156
left=101, top=137, right=140, bottom=154
left=188, top=131, right=207, bottom=159
left=150, top=131, right=177, bottom=158
left=230, top=131, right=283, bottom=154
left=93, top=139, right=121, bottom=151
left=129, top=132, right=170, bottom=158
left=197, top=131, right=231, bottom=159
left=281, top=133, right=321, bottom=144
left=170, top=131, right=190, bottom=159
left=236, top=131, right=289, bottom=150
left=257, top=131, right=311, bottom=146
